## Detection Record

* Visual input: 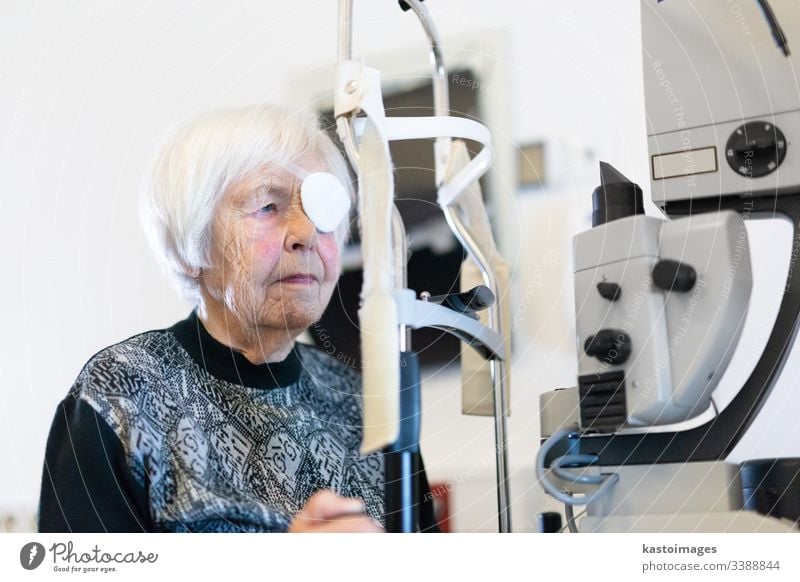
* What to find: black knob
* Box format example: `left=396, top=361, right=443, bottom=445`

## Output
left=725, top=121, right=787, bottom=178
left=428, top=285, right=495, bottom=319
left=652, top=259, right=696, bottom=292
left=538, top=512, right=563, bottom=533
left=399, top=0, right=425, bottom=11
left=584, top=329, right=631, bottom=365
left=597, top=282, right=622, bottom=302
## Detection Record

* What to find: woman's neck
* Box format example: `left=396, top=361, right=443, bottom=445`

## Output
left=196, top=300, right=299, bottom=365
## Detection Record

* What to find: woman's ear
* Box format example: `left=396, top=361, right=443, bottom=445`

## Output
left=185, top=266, right=202, bottom=279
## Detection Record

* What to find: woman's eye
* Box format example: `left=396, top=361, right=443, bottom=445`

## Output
left=256, top=203, right=277, bottom=215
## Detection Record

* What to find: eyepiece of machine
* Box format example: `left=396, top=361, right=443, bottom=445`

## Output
left=591, top=162, right=645, bottom=227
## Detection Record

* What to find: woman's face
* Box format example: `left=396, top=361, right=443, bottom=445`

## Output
left=200, top=160, right=341, bottom=336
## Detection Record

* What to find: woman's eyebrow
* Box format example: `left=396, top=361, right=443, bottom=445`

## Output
left=247, top=182, right=293, bottom=201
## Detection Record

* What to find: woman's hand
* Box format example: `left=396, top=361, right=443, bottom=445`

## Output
left=288, top=490, right=384, bottom=533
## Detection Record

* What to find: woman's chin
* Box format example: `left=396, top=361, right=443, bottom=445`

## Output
left=261, top=305, right=320, bottom=332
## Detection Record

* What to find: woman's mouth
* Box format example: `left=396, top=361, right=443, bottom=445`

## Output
left=277, top=274, right=319, bottom=284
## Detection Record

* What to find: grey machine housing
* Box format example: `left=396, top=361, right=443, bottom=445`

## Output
left=537, top=0, right=800, bottom=531
left=573, top=204, right=752, bottom=430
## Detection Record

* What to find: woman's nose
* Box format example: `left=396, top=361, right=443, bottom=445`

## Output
left=284, top=197, right=317, bottom=251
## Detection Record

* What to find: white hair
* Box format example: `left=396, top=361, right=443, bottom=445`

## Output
left=140, top=104, right=354, bottom=304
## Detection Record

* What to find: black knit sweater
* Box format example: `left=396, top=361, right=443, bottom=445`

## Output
left=38, top=311, right=437, bottom=532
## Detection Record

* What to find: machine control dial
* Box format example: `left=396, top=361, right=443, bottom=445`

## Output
left=725, top=121, right=787, bottom=178
left=584, top=329, right=631, bottom=365
left=652, top=259, right=696, bottom=292
left=597, top=282, right=622, bottom=302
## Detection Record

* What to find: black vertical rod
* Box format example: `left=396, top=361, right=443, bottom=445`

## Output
left=384, top=351, right=421, bottom=532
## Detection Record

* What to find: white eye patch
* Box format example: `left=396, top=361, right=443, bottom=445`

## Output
left=300, top=172, right=351, bottom=233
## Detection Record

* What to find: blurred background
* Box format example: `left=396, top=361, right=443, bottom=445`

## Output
left=0, top=0, right=655, bottom=532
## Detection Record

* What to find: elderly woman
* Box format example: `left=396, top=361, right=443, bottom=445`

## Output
left=37, top=105, right=437, bottom=533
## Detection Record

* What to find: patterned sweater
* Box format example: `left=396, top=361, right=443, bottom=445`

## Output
left=38, top=311, right=436, bottom=532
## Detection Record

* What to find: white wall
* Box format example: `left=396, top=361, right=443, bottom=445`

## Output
left=10, top=0, right=788, bottom=532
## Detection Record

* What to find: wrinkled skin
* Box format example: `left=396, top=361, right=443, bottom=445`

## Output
left=197, top=160, right=341, bottom=364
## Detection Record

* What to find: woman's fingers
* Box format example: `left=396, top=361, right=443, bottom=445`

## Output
left=289, top=490, right=382, bottom=532
left=302, top=490, right=365, bottom=520
left=306, top=514, right=384, bottom=533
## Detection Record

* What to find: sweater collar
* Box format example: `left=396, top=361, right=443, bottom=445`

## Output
left=169, top=311, right=302, bottom=389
